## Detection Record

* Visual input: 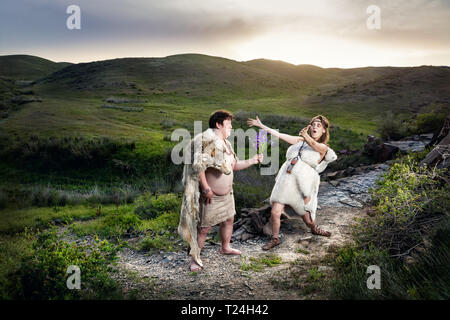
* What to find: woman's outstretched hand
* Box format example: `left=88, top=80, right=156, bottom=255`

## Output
left=299, top=125, right=311, bottom=138
left=247, top=116, right=263, bottom=128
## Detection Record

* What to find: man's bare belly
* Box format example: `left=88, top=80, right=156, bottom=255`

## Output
left=205, top=167, right=233, bottom=195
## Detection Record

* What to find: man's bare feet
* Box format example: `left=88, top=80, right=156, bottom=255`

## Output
left=190, top=259, right=203, bottom=272
left=219, top=247, right=242, bottom=255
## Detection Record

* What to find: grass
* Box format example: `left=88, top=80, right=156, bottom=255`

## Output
left=296, top=248, right=310, bottom=255
left=269, top=255, right=334, bottom=299
left=240, top=254, right=283, bottom=272
left=137, top=212, right=182, bottom=252
left=0, top=193, right=184, bottom=298
left=0, top=205, right=98, bottom=234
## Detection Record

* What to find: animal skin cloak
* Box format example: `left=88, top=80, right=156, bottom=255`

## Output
left=270, top=141, right=337, bottom=222
left=178, top=128, right=232, bottom=267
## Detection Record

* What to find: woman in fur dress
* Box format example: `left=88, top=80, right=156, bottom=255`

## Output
left=247, top=115, right=338, bottom=250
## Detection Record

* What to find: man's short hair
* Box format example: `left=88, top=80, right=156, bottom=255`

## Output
left=209, top=110, right=233, bottom=129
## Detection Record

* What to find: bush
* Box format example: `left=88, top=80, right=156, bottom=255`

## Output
left=0, top=136, right=136, bottom=172
left=330, top=152, right=450, bottom=299
left=160, top=119, right=177, bottom=129
left=134, top=193, right=181, bottom=219
left=0, top=190, right=8, bottom=209
left=7, top=227, right=122, bottom=299
left=354, top=155, right=449, bottom=257
left=401, top=221, right=450, bottom=299
left=330, top=245, right=404, bottom=299
left=137, top=212, right=181, bottom=252
left=375, top=110, right=404, bottom=141
left=415, top=111, right=446, bottom=134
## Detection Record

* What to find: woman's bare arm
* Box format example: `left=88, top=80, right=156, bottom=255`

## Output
left=247, top=116, right=303, bottom=145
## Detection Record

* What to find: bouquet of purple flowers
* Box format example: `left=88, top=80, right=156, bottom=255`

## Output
left=253, top=129, right=272, bottom=168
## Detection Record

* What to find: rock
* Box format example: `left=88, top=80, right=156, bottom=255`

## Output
left=11, top=95, right=42, bottom=105
left=240, top=232, right=253, bottom=241
left=262, top=221, right=272, bottom=237
left=374, top=143, right=400, bottom=162
left=328, top=179, right=340, bottom=187
left=363, top=135, right=382, bottom=156
left=300, top=241, right=310, bottom=247
left=385, top=140, right=428, bottom=153
left=338, top=198, right=364, bottom=208
left=318, top=266, right=333, bottom=272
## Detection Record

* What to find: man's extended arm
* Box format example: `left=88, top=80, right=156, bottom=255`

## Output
left=233, top=154, right=262, bottom=171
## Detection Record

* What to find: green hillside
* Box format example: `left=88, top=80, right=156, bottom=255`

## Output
left=0, top=53, right=446, bottom=143
left=0, top=54, right=72, bottom=80
left=311, top=65, right=450, bottom=113
left=34, top=54, right=303, bottom=97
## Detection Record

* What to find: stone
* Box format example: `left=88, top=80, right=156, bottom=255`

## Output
left=318, top=266, right=333, bottom=272
left=375, top=143, right=400, bottom=162
left=300, top=241, right=309, bottom=247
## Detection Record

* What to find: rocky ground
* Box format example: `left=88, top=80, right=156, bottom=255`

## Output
left=111, top=205, right=367, bottom=300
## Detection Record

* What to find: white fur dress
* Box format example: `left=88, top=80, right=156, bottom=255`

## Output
left=270, top=141, right=337, bottom=222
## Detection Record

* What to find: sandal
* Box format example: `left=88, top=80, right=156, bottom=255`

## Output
left=262, top=237, right=281, bottom=250
left=312, top=225, right=331, bottom=237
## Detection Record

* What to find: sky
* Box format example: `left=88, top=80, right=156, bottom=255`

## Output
left=1, top=0, right=449, bottom=68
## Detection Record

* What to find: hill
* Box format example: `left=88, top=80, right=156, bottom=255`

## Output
left=0, top=53, right=448, bottom=140
left=34, top=54, right=302, bottom=96
left=0, top=55, right=72, bottom=80
left=309, top=65, right=450, bottom=113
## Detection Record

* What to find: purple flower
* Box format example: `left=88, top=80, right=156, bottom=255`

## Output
left=254, top=130, right=270, bottom=154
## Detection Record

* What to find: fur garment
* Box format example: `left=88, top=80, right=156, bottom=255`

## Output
left=270, top=141, right=337, bottom=222
left=178, top=128, right=233, bottom=267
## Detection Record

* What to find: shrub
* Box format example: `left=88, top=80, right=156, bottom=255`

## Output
left=138, top=234, right=175, bottom=252
left=330, top=245, right=403, bottom=299
left=415, top=111, right=446, bottom=134
left=354, top=155, right=449, bottom=257
left=1, top=136, right=136, bottom=172
left=330, top=152, right=449, bottom=299
left=401, top=221, right=450, bottom=299
left=160, top=119, right=177, bottom=129
left=375, top=110, right=404, bottom=141
left=7, top=227, right=122, bottom=299
left=137, top=212, right=181, bottom=252
left=133, top=193, right=181, bottom=219
left=0, top=190, right=8, bottom=209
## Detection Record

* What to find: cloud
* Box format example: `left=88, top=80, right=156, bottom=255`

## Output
left=0, top=0, right=449, bottom=66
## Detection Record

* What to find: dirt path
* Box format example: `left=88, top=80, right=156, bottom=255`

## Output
left=112, top=205, right=366, bottom=300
